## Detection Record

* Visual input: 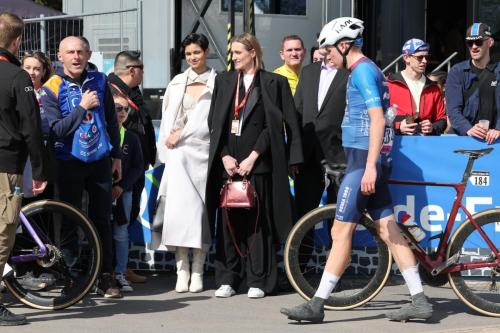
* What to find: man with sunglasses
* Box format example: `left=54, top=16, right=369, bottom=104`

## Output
left=387, top=38, right=447, bottom=136
left=108, top=50, right=156, bottom=283
left=446, top=23, right=500, bottom=143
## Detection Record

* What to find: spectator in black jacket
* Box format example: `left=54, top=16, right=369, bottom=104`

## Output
left=0, top=12, right=47, bottom=326
left=111, top=92, right=143, bottom=293
left=108, top=50, right=156, bottom=283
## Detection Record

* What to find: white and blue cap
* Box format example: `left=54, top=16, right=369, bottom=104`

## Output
left=466, top=23, right=492, bottom=41
left=402, top=38, right=430, bottom=55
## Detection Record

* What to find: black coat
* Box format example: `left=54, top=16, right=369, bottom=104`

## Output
left=108, top=73, right=157, bottom=168
left=206, top=70, right=303, bottom=242
left=294, top=62, right=349, bottom=164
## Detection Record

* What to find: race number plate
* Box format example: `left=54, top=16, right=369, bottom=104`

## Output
left=469, top=171, right=490, bottom=187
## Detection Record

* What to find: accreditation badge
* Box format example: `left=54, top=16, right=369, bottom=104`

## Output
left=231, top=119, right=240, bottom=135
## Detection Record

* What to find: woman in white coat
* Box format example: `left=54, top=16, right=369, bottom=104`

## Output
left=156, top=33, right=216, bottom=293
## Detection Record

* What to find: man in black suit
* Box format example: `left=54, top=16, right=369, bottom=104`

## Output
left=293, top=52, right=349, bottom=220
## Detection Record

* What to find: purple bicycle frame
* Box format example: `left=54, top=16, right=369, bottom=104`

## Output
left=9, top=211, right=49, bottom=264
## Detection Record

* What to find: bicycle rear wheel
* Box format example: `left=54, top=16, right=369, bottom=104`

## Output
left=284, top=205, right=392, bottom=310
left=4, top=200, right=102, bottom=310
left=447, top=209, right=500, bottom=317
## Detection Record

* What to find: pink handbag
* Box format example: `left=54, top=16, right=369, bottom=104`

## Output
left=219, top=177, right=256, bottom=209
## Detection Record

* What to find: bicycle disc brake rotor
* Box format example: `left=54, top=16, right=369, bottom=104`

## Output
left=36, top=244, right=62, bottom=268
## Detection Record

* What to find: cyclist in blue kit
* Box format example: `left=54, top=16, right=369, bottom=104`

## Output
left=281, top=17, right=433, bottom=323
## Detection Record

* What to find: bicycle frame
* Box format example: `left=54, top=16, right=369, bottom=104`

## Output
left=388, top=153, right=500, bottom=274
left=8, top=211, right=49, bottom=264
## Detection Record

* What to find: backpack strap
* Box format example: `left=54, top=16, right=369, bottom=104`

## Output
left=463, top=68, right=490, bottom=104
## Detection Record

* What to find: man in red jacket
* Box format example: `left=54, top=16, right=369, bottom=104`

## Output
left=387, top=38, right=447, bottom=135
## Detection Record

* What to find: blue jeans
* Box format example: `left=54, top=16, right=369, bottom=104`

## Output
left=113, top=191, right=132, bottom=275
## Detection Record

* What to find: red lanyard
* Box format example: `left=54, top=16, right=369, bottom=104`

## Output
left=110, top=82, right=140, bottom=111
left=233, top=73, right=253, bottom=119
left=0, top=55, right=9, bottom=63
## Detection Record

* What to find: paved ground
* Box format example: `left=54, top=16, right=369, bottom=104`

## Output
left=1, top=272, right=500, bottom=333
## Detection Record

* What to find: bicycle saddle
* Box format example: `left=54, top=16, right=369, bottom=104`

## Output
left=453, top=147, right=494, bottom=158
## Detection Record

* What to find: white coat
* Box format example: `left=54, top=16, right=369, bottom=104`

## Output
left=153, top=68, right=216, bottom=252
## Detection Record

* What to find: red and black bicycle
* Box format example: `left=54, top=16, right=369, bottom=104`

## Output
left=284, top=148, right=500, bottom=317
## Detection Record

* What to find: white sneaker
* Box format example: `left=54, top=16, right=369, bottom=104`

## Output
left=247, top=287, right=265, bottom=299
left=115, top=273, right=133, bottom=292
left=215, top=285, right=236, bottom=298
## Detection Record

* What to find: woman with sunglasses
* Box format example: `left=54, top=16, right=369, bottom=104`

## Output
left=205, top=33, right=302, bottom=299
left=386, top=38, right=447, bottom=136
left=21, top=51, right=54, bottom=201
left=155, top=33, right=216, bottom=293
left=111, top=92, right=144, bottom=295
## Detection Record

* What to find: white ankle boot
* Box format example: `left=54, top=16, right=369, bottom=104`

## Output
left=189, top=248, right=206, bottom=293
left=175, top=247, right=190, bottom=293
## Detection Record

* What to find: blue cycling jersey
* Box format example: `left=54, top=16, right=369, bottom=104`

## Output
left=342, top=57, right=390, bottom=150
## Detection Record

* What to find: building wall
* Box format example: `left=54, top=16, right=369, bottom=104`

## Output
left=63, top=0, right=351, bottom=90
left=63, top=0, right=172, bottom=89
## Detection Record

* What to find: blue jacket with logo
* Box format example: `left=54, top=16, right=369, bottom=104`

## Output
left=445, top=60, right=500, bottom=135
left=41, top=69, right=121, bottom=161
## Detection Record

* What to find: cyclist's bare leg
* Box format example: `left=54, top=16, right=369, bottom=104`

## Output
left=374, top=215, right=416, bottom=270
left=374, top=214, right=433, bottom=322
left=280, top=220, right=357, bottom=322
left=324, top=220, right=357, bottom=275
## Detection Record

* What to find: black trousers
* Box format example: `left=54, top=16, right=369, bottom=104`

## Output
left=55, top=158, right=113, bottom=274
left=215, top=174, right=277, bottom=293
left=294, top=159, right=338, bottom=221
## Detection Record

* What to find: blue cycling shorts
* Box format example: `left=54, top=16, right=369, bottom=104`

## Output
left=335, top=148, right=393, bottom=223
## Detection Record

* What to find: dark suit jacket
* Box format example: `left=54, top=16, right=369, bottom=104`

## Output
left=295, top=62, right=349, bottom=164
left=206, top=70, right=303, bottom=241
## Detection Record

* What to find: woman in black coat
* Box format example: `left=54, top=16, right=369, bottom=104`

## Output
left=206, top=33, right=303, bottom=298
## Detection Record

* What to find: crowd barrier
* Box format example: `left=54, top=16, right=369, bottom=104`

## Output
left=128, top=135, right=500, bottom=271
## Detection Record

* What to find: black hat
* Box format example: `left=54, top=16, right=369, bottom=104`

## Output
left=466, top=23, right=492, bottom=41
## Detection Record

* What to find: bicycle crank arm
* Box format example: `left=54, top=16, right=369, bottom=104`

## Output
left=431, top=252, right=460, bottom=276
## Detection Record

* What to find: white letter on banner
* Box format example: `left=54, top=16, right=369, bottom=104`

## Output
left=394, top=195, right=415, bottom=223
left=420, top=205, right=444, bottom=232
left=466, top=197, right=492, bottom=215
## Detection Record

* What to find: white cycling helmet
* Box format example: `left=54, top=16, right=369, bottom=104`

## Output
left=317, top=17, right=364, bottom=48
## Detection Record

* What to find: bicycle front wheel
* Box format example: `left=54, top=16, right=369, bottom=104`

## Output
left=4, top=200, right=102, bottom=310
left=448, top=208, right=500, bottom=317
left=284, top=205, right=392, bottom=310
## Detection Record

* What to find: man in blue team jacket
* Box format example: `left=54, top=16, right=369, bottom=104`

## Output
left=41, top=36, right=122, bottom=298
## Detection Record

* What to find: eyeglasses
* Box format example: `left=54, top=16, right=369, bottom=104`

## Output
left=125, top=64, right=144, bottom=70
left=410, top=54, right=430, bottom=62
left=115, top=105, right=130, bottom=113
left=466, top=39, right=486, bottom=48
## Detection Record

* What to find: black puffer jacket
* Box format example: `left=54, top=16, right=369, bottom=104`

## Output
left=0, top=48, right=45, bottom=180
